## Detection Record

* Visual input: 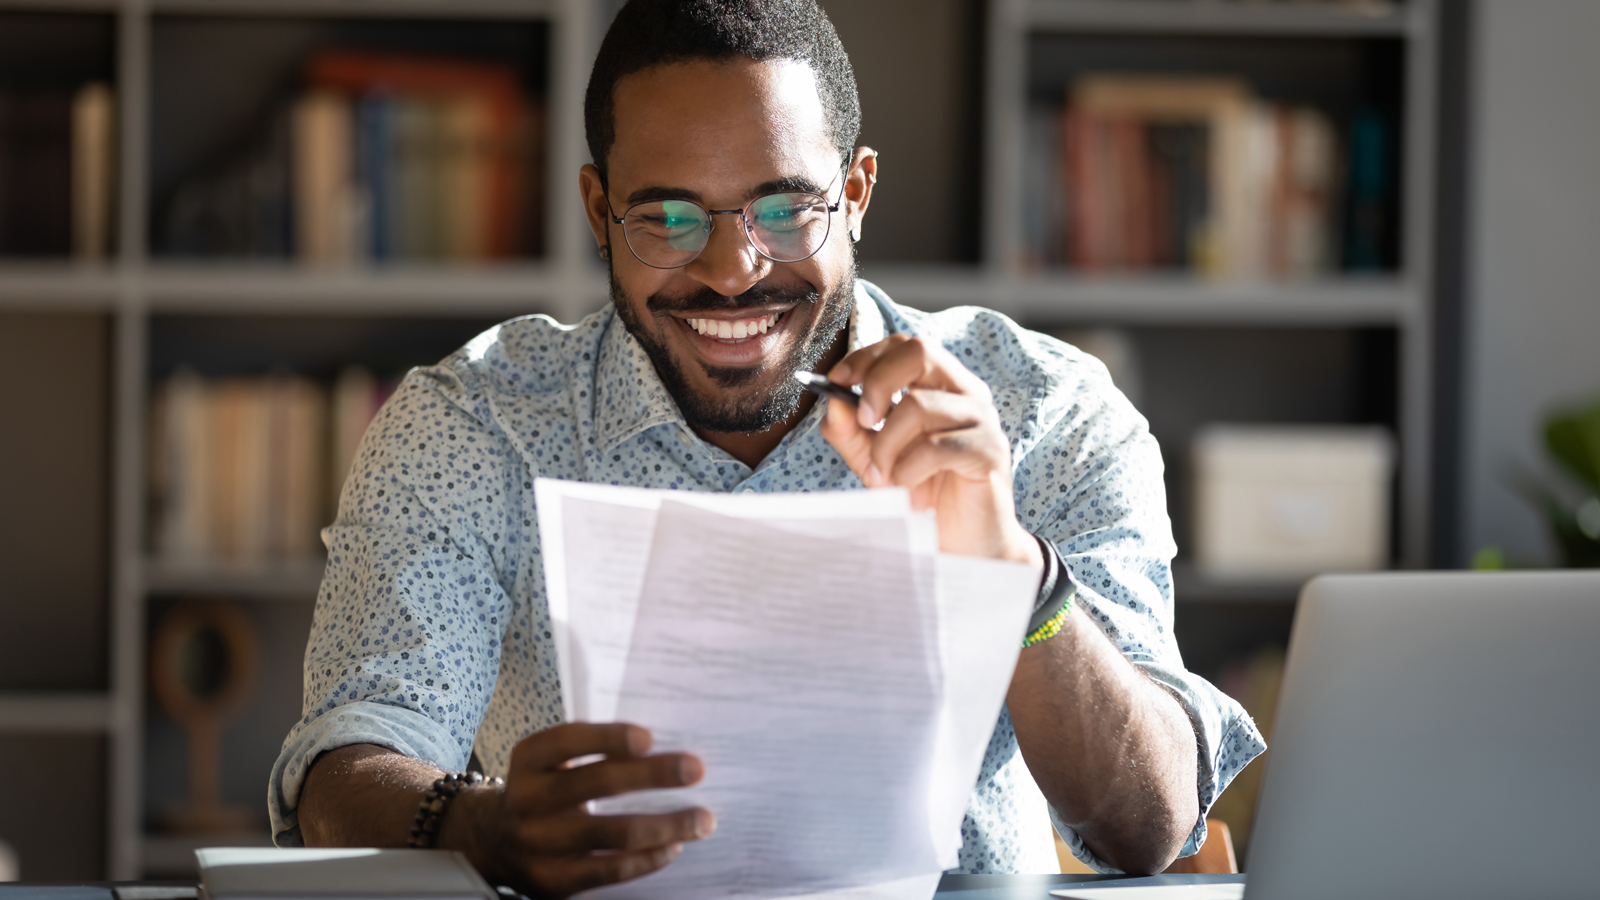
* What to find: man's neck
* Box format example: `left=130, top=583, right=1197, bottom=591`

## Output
left=694, top=325, right=849, bottom=470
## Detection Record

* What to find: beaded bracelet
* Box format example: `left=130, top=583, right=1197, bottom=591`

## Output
left=1023, top=603, right=1072, bottom=647
left=408, top=771, right=502, bottom=849
left=1023, top=535, right=1077, bottom=648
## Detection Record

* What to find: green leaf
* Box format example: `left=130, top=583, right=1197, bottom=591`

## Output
left=1544, top=399, right=1600, bottom=494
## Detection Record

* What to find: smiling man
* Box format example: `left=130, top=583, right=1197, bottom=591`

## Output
left=271, top=1, right=1263, bottom=896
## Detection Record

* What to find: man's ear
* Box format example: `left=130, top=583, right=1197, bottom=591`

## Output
left=578, top=164, right=612, bottom=256
left=845, top=147, right=878, bottom=243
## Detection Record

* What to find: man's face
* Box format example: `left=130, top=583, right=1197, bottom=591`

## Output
left=583, top=58, right=870, bottom=434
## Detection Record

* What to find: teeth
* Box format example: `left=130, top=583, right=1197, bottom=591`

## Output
left=684, top=313, right=780, bottom=339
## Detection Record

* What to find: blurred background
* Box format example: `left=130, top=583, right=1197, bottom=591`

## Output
left=1, top=0, right=1596, bottom=882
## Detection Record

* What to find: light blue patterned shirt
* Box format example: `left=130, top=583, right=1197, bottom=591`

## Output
left=269, top=280, right=1265, bottom=873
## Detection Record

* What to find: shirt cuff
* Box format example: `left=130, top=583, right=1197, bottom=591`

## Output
left=268, top=700, right=470, bottom=847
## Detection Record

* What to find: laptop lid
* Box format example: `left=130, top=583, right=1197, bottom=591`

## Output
left=1245, top=570, right=1600, bottom=900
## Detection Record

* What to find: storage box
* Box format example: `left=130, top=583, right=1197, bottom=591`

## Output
left=1191, top=425, right=1395, bottom=578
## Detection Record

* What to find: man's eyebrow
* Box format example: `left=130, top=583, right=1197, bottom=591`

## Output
left=621, top=174, right=829, bottom=208
left=624, top=185, right=705, bottom=206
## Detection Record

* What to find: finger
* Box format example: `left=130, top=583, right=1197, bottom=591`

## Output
left=855, top=338, right=980, bottom=431
left=827, top=333, right=911, bottom=386
left=510, top=722, right=651, bottom=774
left=524, top=843, right=684, bottom=896
left=518, top=807, right=715, bottom=855
left=819, top=390, right=875, bottom=480
left=535, top=752, right=704, bottom=811
left=868, top=389, right=987, bottom=488
left=889, top=428, right=1009, bottom=490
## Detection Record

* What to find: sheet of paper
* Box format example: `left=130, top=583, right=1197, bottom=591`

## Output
left=593, top=503, right=943, bottom=899
left=534, top=479, right=1039, bottom=900
left=535, top=480, right=934, bottom=722
left=924, top=553, right=1037, bottom=857
left=1050, top=885, right=1245, bottom=900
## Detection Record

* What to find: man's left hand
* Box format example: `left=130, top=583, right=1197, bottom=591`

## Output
left=819, top=334, right=1043, bottom=567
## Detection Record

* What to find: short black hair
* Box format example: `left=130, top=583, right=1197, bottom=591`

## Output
left=584, top=0, right=860, bottom=178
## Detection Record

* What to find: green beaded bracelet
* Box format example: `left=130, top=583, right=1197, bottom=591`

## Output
left=1023, top=602, right=1071, bottom=647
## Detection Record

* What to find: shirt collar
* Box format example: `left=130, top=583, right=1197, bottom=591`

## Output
left=593, top=279, right=884, bottom=455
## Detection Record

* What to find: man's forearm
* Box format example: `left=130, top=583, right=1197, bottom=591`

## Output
left=1007, top=607, right=1200, bottom=874
left=299, top=744, right=443, bottom=847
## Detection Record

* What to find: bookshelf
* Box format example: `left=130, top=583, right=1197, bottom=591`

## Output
left=0, top=0, right=1443, bottom=879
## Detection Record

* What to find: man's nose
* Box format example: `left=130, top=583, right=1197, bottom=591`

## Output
left=687, top=213, right=770, bottom=297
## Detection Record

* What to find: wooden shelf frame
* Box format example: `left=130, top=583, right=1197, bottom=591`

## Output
left=0, top=0, right=1443, bottom=879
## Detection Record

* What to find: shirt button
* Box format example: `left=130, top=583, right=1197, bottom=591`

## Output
left=741, top=487, right=755, bottom=494
left=677, top=431, right=692, bottom=446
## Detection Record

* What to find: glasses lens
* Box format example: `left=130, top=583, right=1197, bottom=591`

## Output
left=623, top=200, right=711, bottom=268
left=746, top=192, right=831, bottom=262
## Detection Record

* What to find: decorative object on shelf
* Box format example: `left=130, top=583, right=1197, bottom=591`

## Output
left=149, top=599, right=262, bottom=833
left=1191, top=424, right=1395, bottom=578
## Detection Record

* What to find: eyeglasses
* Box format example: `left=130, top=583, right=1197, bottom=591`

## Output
left=606, top=166, right=847, bottom=269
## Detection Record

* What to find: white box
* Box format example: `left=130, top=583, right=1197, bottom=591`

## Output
left=1191, top=425, right=1396, bottom=578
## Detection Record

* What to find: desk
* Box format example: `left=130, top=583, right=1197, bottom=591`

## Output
left=0, top=875, right=1247, bottom=900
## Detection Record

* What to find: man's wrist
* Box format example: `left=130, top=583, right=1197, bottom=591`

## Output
left=437, top=780, right=510, bottom=881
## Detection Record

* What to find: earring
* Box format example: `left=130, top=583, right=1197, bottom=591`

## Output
left=849, top=225, right=862, bottom=243
left=598, top=245, right=611, bottom=260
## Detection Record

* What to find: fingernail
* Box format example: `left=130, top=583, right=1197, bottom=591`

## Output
left=678, top=755, right=702, bottom=784
left=864, top=463, right=882, bottom=487
left=858, top=402, right=878, bottom=429
left=695, top=808, right=717, bottom=838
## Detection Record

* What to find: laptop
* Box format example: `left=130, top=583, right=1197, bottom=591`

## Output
left=1245, top=570, right=1600, bottom=900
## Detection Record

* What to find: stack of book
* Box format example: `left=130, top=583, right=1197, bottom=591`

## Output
left=1021, top=75, right=1393, bottom=279
left=149, top=366, right=395, bottom=565
left=161, top=49, right=545, bottom=263
left=0, top=81, right=115, bottom=258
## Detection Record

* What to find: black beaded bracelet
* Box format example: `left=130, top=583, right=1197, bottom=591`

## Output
left=408, top=771, right=502, bottom=849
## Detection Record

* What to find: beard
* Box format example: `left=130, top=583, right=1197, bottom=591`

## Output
left=609, top=265, right=856, bottom=434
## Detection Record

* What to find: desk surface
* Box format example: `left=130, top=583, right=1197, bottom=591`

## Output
left=0, top=874, right=1247, bottom=900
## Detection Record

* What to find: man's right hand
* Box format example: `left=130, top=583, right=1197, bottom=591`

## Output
left=450, top=722, right=715, bottom=897
left=299, top=724, right=712, bottom=900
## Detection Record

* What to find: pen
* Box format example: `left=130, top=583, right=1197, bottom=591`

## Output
left=793, top=370, right=863, bottom=406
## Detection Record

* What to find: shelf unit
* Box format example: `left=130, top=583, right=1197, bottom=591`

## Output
left=0, top=0, right=1442, bottom=879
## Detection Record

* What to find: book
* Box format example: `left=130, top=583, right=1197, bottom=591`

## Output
left=71, top=81, right=115, bottom=260
left=157, top=48, right=545, bottom=263
left=292, top=91, right=357, bottom=265
left=195, top=847, right=494, bottom=900
left=1021, top=73, right=1380, bottom=280
left=150, top=371, right=333, bottom=564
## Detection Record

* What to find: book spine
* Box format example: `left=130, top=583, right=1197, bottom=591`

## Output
left=292, top=91, right=356, bottom=265
left=71, top=82, right=115, bottom=261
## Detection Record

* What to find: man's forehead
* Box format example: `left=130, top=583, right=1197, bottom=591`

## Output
left=607, top=57, right=839, bottom=197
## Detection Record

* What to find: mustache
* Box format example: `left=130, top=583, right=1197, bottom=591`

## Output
left=645, top=281, right=820, bottom=316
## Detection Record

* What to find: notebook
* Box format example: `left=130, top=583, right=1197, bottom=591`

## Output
left=195, top=848, right=495, bottom=900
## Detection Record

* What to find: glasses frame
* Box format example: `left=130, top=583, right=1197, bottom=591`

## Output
left=605, top=164, right=850, bottom=270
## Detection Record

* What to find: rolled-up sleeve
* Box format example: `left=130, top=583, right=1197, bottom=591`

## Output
left=269, top=363, right=526, bottom=846
left=1008, top=333, right=1266, bottom=873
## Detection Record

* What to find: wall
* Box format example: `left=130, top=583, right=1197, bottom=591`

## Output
left=1462, top=0, right=1600, bottom=563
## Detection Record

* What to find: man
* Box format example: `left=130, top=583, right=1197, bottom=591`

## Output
left=271, top=1, right=1264, bottom=895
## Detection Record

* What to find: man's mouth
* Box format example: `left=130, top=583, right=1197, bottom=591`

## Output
left=679, top=311, right=785, bottom=342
